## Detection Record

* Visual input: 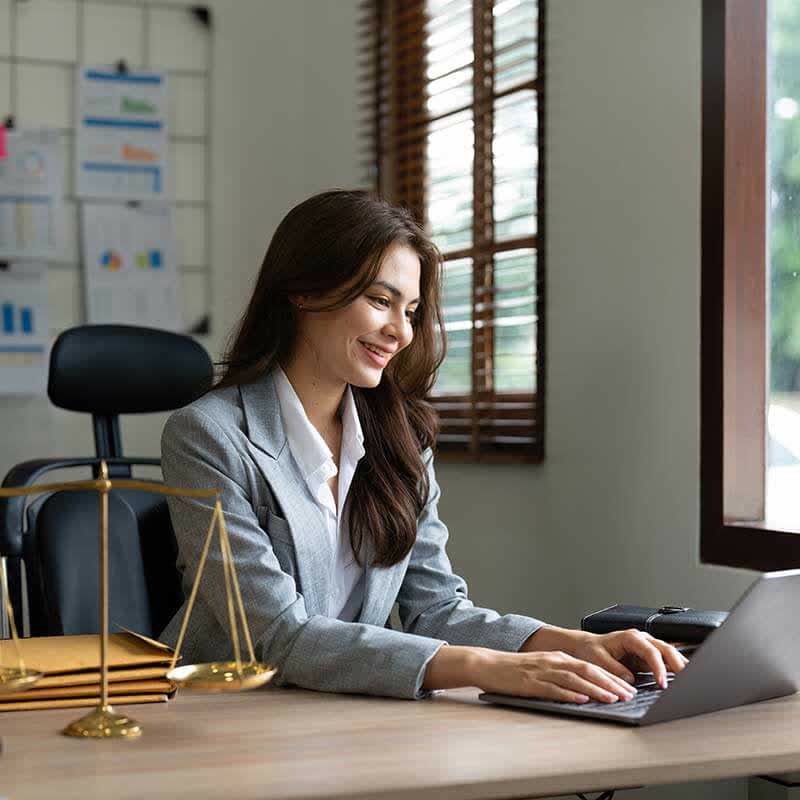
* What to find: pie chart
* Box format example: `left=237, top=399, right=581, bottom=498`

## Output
left=100, top=250, right=123, bottom=271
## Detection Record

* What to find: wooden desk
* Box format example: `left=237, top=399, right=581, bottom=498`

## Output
left=2, top=687, right=800, bottom=799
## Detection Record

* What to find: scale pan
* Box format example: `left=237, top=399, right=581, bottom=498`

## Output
left=0, top=666, right=43, bottom=693
left=167, top=661, right=277, bottom=692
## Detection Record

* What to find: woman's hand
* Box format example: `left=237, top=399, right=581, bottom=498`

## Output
left=521, top=625, right=690, bottom=689
left=469, top=647, right=640, bottom=704
left=422, top=626, right=689, bottom=702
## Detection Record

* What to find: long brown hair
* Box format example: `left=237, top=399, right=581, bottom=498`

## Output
left=217, top=190, right=446, bottom=567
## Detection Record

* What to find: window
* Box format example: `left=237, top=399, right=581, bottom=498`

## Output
left=701, top=0, right=800, bottom=567
left=359, top=0, right=545, bottom=462
left=767, top=0, right=800, bottom=530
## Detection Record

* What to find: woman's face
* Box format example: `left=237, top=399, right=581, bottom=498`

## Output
left=291, top=242, right=421, bottom=390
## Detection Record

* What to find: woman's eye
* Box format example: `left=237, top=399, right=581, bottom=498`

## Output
left=370, top=296, right=417, bottom=323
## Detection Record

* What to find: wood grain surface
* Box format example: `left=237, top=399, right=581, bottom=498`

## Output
left=1, top=687, right=800, bottom=799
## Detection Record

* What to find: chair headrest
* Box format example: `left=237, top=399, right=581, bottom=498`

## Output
left=48, top=325, right=214, bottom=414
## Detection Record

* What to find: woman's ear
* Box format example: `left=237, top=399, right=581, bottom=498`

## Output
left=288, top=294, right=309, bottom=310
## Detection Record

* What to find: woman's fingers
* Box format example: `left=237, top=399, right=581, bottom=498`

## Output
left=527, top=680, right=591, bottom=704
left=619, top=632, right=670, bottom=687
left=643, top=634, right=690, bottom=673
left=550, top=669, right=633, bottom=703
left=540, top=654, right=637, bottom=703
left=575, top=660, right=638, bottom=700
left=586, top=647, right=637, bottom=685
left=584, top=631, right=691, bottom=691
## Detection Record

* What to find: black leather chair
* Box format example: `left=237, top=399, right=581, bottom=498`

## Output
left=0, top=325, right=213, bottom=638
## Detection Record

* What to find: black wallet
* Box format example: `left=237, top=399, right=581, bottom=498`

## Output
left=580, top=604, right=728, bottom=643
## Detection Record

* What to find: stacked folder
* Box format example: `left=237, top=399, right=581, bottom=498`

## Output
left=0, top=631, right=176, bottom=712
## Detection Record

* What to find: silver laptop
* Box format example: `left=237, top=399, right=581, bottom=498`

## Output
left=479, top=569, right=800, bottom=725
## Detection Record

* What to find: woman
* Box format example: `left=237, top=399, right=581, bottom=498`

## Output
left=159, top=189, right=687, bottom=701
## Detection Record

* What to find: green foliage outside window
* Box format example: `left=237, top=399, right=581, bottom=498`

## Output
left=770, top=0, right=800, bottom=390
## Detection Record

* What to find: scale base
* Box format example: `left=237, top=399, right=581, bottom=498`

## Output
left=62, top=705, right=142, bottom=739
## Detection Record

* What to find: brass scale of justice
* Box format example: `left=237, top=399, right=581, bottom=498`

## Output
left=0, top=461, right=277, bottom=738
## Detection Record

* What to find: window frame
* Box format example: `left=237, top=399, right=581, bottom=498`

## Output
left=362, top=0, right=546, bottom=464
left=701, top=0, right=800, bottom=569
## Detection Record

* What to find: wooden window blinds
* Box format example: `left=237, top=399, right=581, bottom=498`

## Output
left=359, top=0, right=545, bottom=462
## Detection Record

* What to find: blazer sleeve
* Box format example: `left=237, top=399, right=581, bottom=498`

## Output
left=396, top=448, right=546, bottom=651
left=161, top=407, right=446, bottom=700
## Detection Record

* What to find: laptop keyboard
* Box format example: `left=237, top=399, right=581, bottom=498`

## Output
left=575, top=673, right=675, bottom=716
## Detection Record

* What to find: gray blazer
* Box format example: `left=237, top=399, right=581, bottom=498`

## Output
left=159, top=369, right=544, bottom=699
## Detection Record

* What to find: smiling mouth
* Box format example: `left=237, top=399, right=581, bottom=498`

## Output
left=359, top=340, right=390, bottom=367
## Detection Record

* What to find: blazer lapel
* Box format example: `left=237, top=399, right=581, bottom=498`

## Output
left=239, top=370, right=333, bottom=618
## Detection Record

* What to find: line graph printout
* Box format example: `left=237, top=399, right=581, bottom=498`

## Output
left=0, top=263, right=50, bottom=395
left=0, top=130, right=65, bottom=260
left=82, top=203, right=180, bottom=330
left=76, top=67, right=169, bottom=200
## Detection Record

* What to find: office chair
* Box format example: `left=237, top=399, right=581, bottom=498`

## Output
left=0, top=324, right=213, bottom=639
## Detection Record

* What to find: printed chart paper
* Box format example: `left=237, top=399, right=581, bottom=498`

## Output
left=76, top=67, right=169, bottom=200
left=0, top=129, right=65, bottom=260
left=82, top=203, right=180, bottom=331
left=0, top=263, right=50, bottom=395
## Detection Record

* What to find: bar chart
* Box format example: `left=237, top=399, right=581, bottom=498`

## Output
left=2, top=302, right=36, bottom=335
left=0, top=263, right=48, bottom=393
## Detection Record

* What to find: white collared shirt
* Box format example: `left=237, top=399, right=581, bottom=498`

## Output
left=272, top=365, right=367, bottom=621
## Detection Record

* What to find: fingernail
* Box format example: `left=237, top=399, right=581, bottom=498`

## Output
left=576, top=694, right=589, bottom=703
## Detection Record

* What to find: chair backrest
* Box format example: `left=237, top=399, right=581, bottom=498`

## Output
left=24, top=488, right=183, bottom=638
left=48, top=324, right=214, bottom=472
left=34, top=491, right=150, bottom=635
left=1, top=324, right=213, bottom=638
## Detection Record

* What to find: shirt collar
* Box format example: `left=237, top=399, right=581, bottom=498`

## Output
left=340, top=382, right=366, bottom=462
left=272, top=365, right=365, bottom=490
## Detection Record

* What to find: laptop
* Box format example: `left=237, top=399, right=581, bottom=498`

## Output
left=479, top=569, right=800, bottom=725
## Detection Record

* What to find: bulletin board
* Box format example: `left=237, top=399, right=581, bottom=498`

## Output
left=0, top=0, right=213, bottom=335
